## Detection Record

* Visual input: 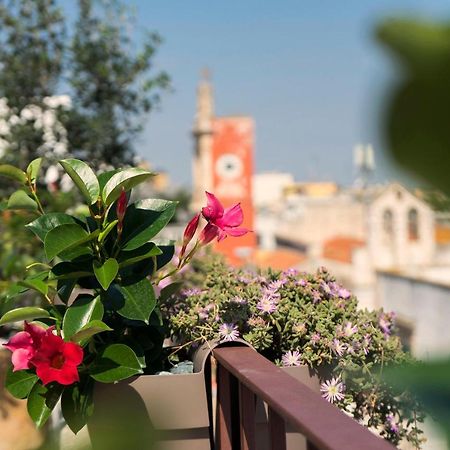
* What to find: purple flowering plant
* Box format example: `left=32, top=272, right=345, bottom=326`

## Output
left=164, top=255, right=424, bottom=448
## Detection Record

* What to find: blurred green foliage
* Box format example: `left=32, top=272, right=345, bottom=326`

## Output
left=0, top=0, right=64, bottom=109
left=377, top=18, right=450, bottom=197
left=377, top=17, right=450, bottom=445
left=66, top=0, right=171, bottom=168
left=0, top=0, right=170, bottom=169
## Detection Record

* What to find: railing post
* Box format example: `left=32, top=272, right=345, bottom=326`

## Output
left=239, top=383, right=256, bottom=450
left=216, top=362, right=240, bottom=450
left=306, top=440, right=320, bottom=450
left=268, top=407, right=286, bottom=450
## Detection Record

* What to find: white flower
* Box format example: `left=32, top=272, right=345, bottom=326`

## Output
left=320, top=377, right=345, bottom=403
left=53, top=142, right=67, bottom=156
left=218, top=323, right=239, bottom=342
left=0, top=119, right=10, bottom=135
left=60, top=173, right=74, bottom=192
left=281, top=350, right=302, bottom=367
left=331, top=338, right=346, bottom=356
left=344, top=322, right=358, bottom=337
left=45, top=165, right=60, bottom=184
left=8, top=114, right=20, bottom=126
left=43, top=95, right=71, bottom=109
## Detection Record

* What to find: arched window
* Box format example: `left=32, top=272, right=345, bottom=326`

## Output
left=382, top=209, right=394, bottom=240
left=408, top=208, right=419, bottom=241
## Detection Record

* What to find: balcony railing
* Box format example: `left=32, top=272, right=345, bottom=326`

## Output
left=213, top=346, right=395, bottom=450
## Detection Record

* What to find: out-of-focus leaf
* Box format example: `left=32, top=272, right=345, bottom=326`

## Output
left=384, top=359, right=450, bottom=441
left=27, top=158, right=42, bottom=183
left=7, top=190, right=37, bottom=211
left=377, top=19, right=450, bottom=195
left=0, top=164, right=27, bottom=184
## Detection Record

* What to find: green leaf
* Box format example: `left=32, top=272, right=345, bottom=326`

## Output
left=98, top=220, right=118, bottom=243
left=121, top=199, right=177, bottom=251
left=27, top=382, right=63, bottom=428
left=61, top=380, right=94, bottom=434
left=98, top=169, right=120, bottom=192
left=102, top=168, right=154, bottom=206
left=93, top=258, right=119, bottom=290
left=114, top=278, right=156, bottom=324
left=26, top=213, right=80, bottom=242
left=70, top=320, right=112, bottom=343
left=153, top=241, right=175, bottom=271
left=60, top=158, right=100, bottom=205
left=7, top=190, right=37, bottom=210
left=5, top=369, right=38, bottom=399
left=44, top=224, right=97, bottom=261
left=118, top=243, right=162, bottom=269
left=91, top=344, right=142, bottom=383
left=158, top=281, right=183, bottom=302
left=51, top=260, right=92, bottom=281
left=18, top=279, right=48, bottom=296
left=57, top=278, right=77, bottom=304
left=27, top=158, right=42, bottom=183
left=0, top=307, right=51, bottom=325
left=62, top=295, right=103, bottom=339
left=0, top=164, right=27, bottom=184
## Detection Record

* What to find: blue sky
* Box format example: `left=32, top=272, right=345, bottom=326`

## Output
left=66, top=1, right=450, bottom=188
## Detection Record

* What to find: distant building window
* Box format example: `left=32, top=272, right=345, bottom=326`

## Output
left=408, top=208, right=419, bottom=241
left=383, top=209, right=394, bottom=240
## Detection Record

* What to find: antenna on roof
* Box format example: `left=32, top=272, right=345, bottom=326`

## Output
left=353, top=144, right=375, bottom=189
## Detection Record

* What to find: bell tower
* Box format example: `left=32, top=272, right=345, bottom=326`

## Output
left=191, top=71, right=257, bottom=265
left=192, top=69, right=214, bottom=211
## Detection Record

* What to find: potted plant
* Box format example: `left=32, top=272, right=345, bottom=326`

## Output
left=0, top=159, right=250, bottom=449
left=164, top=256, right=425, bottom=449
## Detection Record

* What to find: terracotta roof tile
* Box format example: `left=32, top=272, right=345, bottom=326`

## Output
left=323, top=236, right=365, bottom=263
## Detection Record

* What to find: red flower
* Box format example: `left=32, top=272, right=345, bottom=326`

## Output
left=180, top=213, right=200, bottom=258
left=3, top=322, right=53, bottom=371
left=32, top=333, right=83, bottom=386
left=201, top=192, right=250, bottom=242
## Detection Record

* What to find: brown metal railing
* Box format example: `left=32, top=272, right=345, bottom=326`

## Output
left=213, top=346, right=394, bottom=450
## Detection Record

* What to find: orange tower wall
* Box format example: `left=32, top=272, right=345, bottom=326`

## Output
left=211, top=117, right=256, bottom=265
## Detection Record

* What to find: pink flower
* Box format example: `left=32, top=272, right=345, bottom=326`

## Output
left=3, top=322, right=52, bottom=371
left=32, top=333, right=83, bottom=386
left=200, top=192, right=250, bottom=242
left=180, top=213, right=200, bottom=258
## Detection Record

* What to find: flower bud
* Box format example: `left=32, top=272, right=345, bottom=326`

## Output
left=116, top=188, right=128, bottom=224
left=179, top=213, right=200, bottom=259
left=199, top=223, right=219, bottom=245
left=183, top=214, right=200, bottom=245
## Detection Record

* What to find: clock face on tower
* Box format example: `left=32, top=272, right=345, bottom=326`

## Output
left=215, top=153, right=243, bottom=180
